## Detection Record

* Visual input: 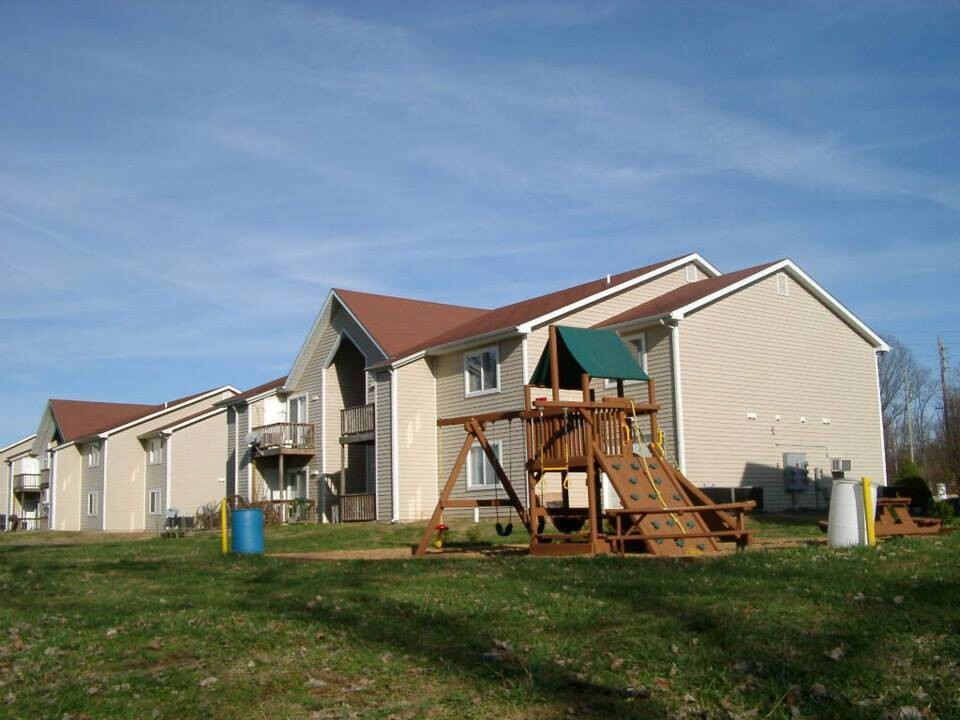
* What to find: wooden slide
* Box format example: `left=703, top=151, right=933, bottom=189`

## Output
left=595, top=443, right=753, bottom=557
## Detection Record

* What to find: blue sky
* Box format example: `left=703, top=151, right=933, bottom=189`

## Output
left=1, top=1, right=958, bottom=443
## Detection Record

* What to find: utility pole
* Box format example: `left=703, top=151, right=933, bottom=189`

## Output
left=905, top=367, right=915, bottom=464
left=939, top=337, right=950, bottom=441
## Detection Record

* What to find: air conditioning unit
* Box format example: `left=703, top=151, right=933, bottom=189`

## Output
left=831, top=458, right=852, bottom=473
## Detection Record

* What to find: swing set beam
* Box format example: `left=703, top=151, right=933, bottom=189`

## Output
left=413, top=418, right=529, bottom=557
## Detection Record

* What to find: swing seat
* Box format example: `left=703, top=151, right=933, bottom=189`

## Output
left=495, top=521, right=514, bottom=537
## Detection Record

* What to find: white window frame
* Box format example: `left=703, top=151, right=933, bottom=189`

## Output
left=776, top=271, right=789, bottom=296
left=463, top=345, right=501, bottom=398
left=685, top=265, right=699, bottom=282
left=605, top=333, right=648, bottom=389
left=148, top=488, right=162, bottom=515
left=87, top=442, right=101, bottom=468
left=86, top=491, right=99, bottom=516
left=466, top=439, right=503, bottom=490
left=288, top=393, right=308, bottom=423
left=40, top=452, right=50, bottom=471
left=147, top=437, right=162, bottom=465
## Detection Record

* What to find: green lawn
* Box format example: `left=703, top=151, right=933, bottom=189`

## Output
left=0, top=518, right=957, bottom=720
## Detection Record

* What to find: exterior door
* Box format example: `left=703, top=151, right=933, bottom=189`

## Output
left=288, top=395, right=307, bottom=445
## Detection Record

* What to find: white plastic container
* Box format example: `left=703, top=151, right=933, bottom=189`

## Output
left=827, top=479, right=878, bottom=548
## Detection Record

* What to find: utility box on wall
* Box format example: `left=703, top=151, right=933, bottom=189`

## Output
left=783, top=452, right=809, bottom=492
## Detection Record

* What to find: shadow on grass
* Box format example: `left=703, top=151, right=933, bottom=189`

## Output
left=249, top=571, right=671, bottom=718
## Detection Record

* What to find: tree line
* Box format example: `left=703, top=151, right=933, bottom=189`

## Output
left=879, top=335, right=958, bottom=492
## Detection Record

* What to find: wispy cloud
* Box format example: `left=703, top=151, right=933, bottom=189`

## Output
left=0, top=0, right=956, bottom=439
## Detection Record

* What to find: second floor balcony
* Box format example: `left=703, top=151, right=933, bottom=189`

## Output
left=340, top=403, right=375, bottom=444
left=14, top=474, right=42, bottom=492
left=251, top=423, right=315, bottom=457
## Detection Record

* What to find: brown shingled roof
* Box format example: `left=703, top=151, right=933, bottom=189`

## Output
left=333, top=289, right=488, bottom=357
left=377, top=254, right=692, bottom=361
left=50, top=386, right=234, bottom=443
left=596, top=261, right=780, bottom=329
left=50, top=400, right=159, bottom=443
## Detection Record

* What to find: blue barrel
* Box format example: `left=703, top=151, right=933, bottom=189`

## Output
left=231, top=508, right=264, bottom=554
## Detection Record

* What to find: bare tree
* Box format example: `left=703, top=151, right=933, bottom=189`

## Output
left=878, top=335, right=939, bottom=478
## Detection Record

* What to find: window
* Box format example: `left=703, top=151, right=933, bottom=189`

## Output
left=288, top=394, right=308, bottom=423
left=685, top=265, right=699, bottom=282
left=147, top=437, right=162, bottom=465
left=776, top=271, right=789, bottom=296
left=466, top=440, right=503, bottom=489
left=87, top=442, right=101, bottom=468
left=148, top=489, right=162, bottom=515
left=605, top=334, right=648, bottom=388
left=40, top=453, right=50, bottom=471
left=464, top=346, right=500, bottom=396
left=86, top=491, right=99, bottom=516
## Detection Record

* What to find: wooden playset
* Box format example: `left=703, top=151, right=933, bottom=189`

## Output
left=415, top=325, right=755, bottom=557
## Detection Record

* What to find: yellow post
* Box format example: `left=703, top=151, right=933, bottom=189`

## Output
left=861, top=477, right=876, bottom=546
left=220, top=498, right=229, bottom=555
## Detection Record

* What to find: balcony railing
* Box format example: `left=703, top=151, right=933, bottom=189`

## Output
left=252, top=423, right=314, bottom=451
left=334, top=493, right=376, bottom=523
left=13, top=474, right=41, bottom=492
left=340, top=403, right=375, bottom=441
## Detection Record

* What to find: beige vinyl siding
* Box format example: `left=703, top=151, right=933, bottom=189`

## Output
left=144, top=439, right=166, bottom=532
left=226, top=408, right=236, bottom=498
left=1, top=437, right=35, bottom=524
left=288, top=300, right=385, bottom=519
left=80, top=441, right=105, bottom=531
left=52, top=446, right=82, bottom=531
left=678, top=272, right=884, bottom=511
left=594, top=324, right=678, bottom=463
left=245, top=397, right=267, bottom=501
left=395, top=358, right=439, bottom=522
left=435, top=336, right=525, bottom=520
left=237, top=406, right=251, bottom=500
left=170, top=413, right=229, bottom=519
left=375, top=370, right=392, bottom=521
left=103, top=392, right=233, bottom=532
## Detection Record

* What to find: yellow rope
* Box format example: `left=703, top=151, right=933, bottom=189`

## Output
left=637, top=445, right=686, bottom=535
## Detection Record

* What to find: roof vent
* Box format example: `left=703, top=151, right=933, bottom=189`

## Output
left=605, top=274, right=611, bottom=285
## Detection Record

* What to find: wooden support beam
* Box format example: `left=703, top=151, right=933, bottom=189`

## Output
left=604, top=501, right=757, bottom=514
left=437, top=409, right=525, bottom=427
left=549, top=325, right=560, bottom=402
left=443, top=499, right=520, bottom=508
left=414, top=429, right=475, bottom=556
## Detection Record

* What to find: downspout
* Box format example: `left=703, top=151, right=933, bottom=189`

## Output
left=390, top=367, right=399, bottom=523
left=667, top=320, right=687, bottom=474
left=4, top=460, right=10, bottom=531
left=49, top=450, right=57, bottom=531
left=874, top=351, right=889, bottom=486
left=320, top=371, right=327, bottom=523
left=165, top=433, right=173, bottom=512
left=520, top=334, right=530, bottom=506
left=101, top=438, right=109, bottom=532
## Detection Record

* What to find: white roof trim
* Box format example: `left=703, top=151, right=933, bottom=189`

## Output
left=323, top=327, right=369, bottom=369
left=95, top=385, right=238, bottom=439
left=660, top=260, right=888, bottom=351
left=219, top=386, right=282, bottom=407
left=517, top=253, right=718, bottom=334
left=1, top=434, right=37, bottom=455
left=285, top=290, right=387, bottom=391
